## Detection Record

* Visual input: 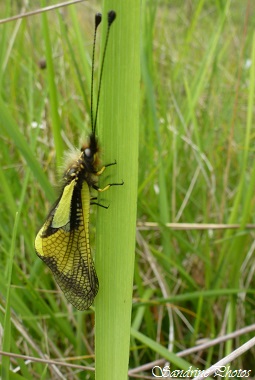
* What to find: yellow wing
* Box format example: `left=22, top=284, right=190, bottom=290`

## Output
left=35, top=179, right=98, bottom=310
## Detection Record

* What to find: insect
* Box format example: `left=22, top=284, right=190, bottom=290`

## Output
left=35, top=10, right=123, bottom=311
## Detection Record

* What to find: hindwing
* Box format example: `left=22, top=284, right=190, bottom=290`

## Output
left=35, top=178, right=98, bottom=310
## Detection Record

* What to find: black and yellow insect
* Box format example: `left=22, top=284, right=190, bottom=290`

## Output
left=35, top=11, right=122, bottom=311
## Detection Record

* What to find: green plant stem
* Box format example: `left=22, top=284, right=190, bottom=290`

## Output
left=95, top=1, right=140, bottom=379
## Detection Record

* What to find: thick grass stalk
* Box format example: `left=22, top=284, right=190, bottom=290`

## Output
left=95, top=1, right=140, bottom=379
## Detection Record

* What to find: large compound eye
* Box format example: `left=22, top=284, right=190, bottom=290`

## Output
left=84, top=148, right=92, bottom=158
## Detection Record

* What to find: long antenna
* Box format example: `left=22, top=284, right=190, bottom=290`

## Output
left=93, top=10, right=116, bottom=134
left=91, top=13, right=102, bottom=133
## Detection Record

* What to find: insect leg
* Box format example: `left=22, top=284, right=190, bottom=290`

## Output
left=93, top=180, right=124, bottom=193
left=104, top=160, right=117, bottom=168
left=91, top=201, right=109, bottom=209
left=90, top=196, right=109, bottom=208
left=96, top=160, right=117, bottom=176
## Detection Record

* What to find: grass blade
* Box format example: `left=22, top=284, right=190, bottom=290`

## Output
left=95, top=2, right=140, bottom=379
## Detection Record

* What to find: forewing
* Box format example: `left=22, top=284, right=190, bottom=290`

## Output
left=35, top=179, right=98, bottom=310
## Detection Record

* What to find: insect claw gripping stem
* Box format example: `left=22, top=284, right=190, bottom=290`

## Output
left=105, top=160, right=117, bottom=168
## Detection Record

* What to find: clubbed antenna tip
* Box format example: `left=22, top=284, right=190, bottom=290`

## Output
left=91, top=13, right=102, bottom=132
left=108, top=10, right=116, bottom=26
left=95, top=13, right=102, bottom=28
